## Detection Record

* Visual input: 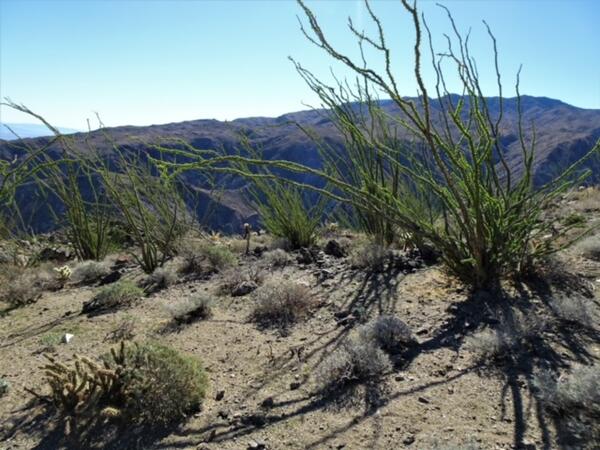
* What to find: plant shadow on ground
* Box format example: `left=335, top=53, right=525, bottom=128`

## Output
left=0, top=398, right=181, bottom=450
left=3, top=261, right=599, bottom=449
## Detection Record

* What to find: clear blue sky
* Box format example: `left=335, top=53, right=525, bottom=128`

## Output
left=1, top=0, right=599, bottom=129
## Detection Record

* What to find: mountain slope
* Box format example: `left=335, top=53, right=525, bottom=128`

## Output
left=1, top=96, right=599, bottom=232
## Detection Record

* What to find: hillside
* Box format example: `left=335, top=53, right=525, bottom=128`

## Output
left=1, top=96, right=600, bottom=233
left=1, top=187, right=599, bottom=449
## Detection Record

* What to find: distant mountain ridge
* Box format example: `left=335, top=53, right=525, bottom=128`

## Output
left=0, top=123, right=80, bottom=140
left=1, top=95, right=599, bottom=233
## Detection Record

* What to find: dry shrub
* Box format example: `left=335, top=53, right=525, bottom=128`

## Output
left=316, top=335, right=391, bottom=403
left=167, top=293, right=213, bottom=324
left=262, top=249, right=292, bottom=268
left=105, top=316, right=137, bottom=342
left=72, top=260, right=111, bottom=285
left=360, top=315, right=416, bottom=354
left=350, top=242, right=387, bottom=272
left=0, top=264, right=58, bottom=306
left=219, top=265, right=264, bottom=295
left=145, top=266, right=178, bottom=292
left=534, top=364, right=600, bottom=449
left=251, top=279, right=313, bottom=332
left=577, top=235, right=600, bottom=261
left=179, top=240, right=236, bottom=274
left=82, top=280, right=144, bottom=314
left=466, top=310, right=546, bottom=363
left=550, top=296, right=595, bottom=327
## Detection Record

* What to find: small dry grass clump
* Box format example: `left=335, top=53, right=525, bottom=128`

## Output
left=104, top=315, right=137, bottom=342
left=466, top=310, right=546, bottom=363
left=82, top=280, right=144, bottom=314
left=534, top=364, right=600, bottom=449
left=167, top=293, right=213, bottom=324
left=350, top=242, right=387, bottom=271
left=360, top=315, right=416, bottom=354
left=145, top=266, right=178, bottom=292
left=0, top=264, right=59, bottom=306
left=577, top=235, right=600, bottom=261
left=550, top=296, right=595, bottom=327
left=262, top=249, right=292, bottom=268
left=316, top=335, right=392, bottom=399
left=72, top=260, right=111, bottom=285
left=251, top=279, right=313, bottom=332
left=219, top=265, right=264, bottom=295
left=179, top=240, right=237, bottom=274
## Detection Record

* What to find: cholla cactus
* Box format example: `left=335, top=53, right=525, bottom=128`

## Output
left=53, top=265, right=72, bottom=283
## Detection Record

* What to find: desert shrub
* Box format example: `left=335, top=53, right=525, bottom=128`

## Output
left=251, top=279, right=313, bottom=332
left=534, top=364, right=600, bottom=449
left=43, top=341, right=208, bottom=434
left=72, top=260, right=111, bottom=285
left=104, top=315, right=137, bottom=342
left=178, top=240, right=236, bottom=274
left=316, top=335, right=391, bottom=397
left=577, top=235, right=600, bottom=261
left=1, top=276, right=42, bottom=306
left=202, top=244, right=236, bottom=272
left=82, top=280, right=143, bottom=314
left=262, top=249, right=292, bottom=268
left=466, top=311, right=546, bottom=362
left=550, top=296, right=594, bottom=327
left=360, top=315, right=416, bottom=354
left=0, top=266, right=52, bottom=306
left=145, top=266, right=177, bottom=292
left=563, top=213, right=586, bottom=227
left=350, top=242, right=387, bottom=272
left=0, top=377, right=9, bottom=397
left=167, top=293, right=213, bottom=324
left=219, top=265, right=264, bottom=295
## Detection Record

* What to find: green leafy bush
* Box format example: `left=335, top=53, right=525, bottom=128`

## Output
left=43, top=341, right=208, bottom=434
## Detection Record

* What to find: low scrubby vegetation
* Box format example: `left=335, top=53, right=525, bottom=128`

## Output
left=72, top=260, right=111, bottom=285
left=251, top=278, right=313, bottom=333
left=167, top=293, right=213, bottom=324
left=82, top=280, right=144, bottom=314
left=43, top=341, right=208, bottom=435
left=535, top=364, right=600, bottom=449
left=317, top=334, right=392, bottom=400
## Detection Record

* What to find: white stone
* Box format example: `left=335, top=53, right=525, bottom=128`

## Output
left=62, top=333, right=74, bottom=344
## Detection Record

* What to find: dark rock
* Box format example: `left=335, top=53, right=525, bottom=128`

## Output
left=217, top=409, right=229, bottom=419
left=232, top=281, right=258, bottom=297
left=296, top=248, right=315, bottom=264
left=253, top=245, right=268, bottom=256
left=241, top=413, right=267, bottom=427
left=260, top=397, right=275, bottom=408
left=324, top=240, right=346, bottom=258
left=99, top=270, right=121, bottom=286
left=417, top=396, right=430, bottom=404
left=289, top=381, right=301, bottom=390
left=215, top=390, right=225, bottom=401
left=37, top=246, right=72, bottom=262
